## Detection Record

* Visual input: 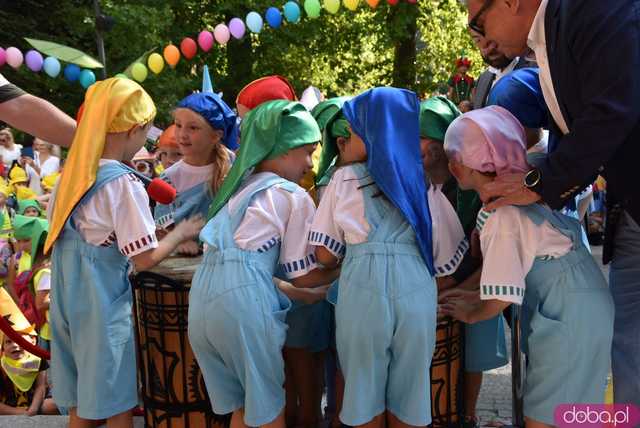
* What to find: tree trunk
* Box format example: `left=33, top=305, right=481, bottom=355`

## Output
left=390, top=4, right=419, bottom=90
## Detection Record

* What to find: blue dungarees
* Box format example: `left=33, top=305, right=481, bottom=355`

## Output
left=188, top=174, right=296, bottom=427
left=50, top=162, right=139, bottom=420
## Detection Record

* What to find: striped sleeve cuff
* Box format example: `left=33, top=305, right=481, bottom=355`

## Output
left=279, top=253, right=318, bottom=279
left=257, top=237, right=282, bottom=253
left=155, top=213, right=174, bottom=229
left=480, top=284, right=524, bottom=305
left=120, top=234, right=158, bottom=258
left=435, top=238, right=469, bottom=277
left=308, top=231, right=346, bottom=258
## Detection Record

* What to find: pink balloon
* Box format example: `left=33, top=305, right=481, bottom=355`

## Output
left=5, top=47, right=23, bottom=69
left=25, top=50, right=44, bottom=72
left=198, top=30, right=214, bottom=52
left=0, top=48, right=6, bottom=67
left=213, top=24, right=231, bottom=45
left=228, top=18, right=246, bottom=39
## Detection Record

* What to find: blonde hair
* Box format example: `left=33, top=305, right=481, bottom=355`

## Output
left=210, top=143, right=230, bottom=195
left=172, top=108, right=230, bottom=196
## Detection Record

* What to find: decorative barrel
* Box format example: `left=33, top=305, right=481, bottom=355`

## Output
left=429, top=317, right=464, bottom=428
left=132, top=256, right=230, bottom=428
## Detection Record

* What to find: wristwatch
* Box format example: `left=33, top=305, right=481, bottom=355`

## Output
left=523, top=168, right=541, bottom=189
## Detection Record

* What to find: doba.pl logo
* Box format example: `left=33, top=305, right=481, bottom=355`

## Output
left=555, top=404, right=640, bottom=427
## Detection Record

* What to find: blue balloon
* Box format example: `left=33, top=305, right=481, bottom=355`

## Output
left=265, top=7, right=282, bottom=28
left=79, top=69, right=96, bottom=89
left=284, top=2, right=301, bottom=23
left=246, top=11, right=263, bottom=33
left=64, top=64, right=81, bottom=82
left=43, top=57, right=61, bottom=78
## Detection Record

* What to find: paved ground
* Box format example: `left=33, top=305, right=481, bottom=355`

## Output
left=0, top=247, right=610, bottom=428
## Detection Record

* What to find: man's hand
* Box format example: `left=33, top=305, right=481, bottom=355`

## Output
left=480, top=173, right=541, bottom=211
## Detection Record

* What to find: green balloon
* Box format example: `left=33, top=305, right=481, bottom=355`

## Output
left=115, top=73, right=129, bottom=79
left=305, top=0, right=321, bottom=18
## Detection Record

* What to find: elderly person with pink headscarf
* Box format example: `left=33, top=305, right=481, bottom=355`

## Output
left=439, top=106, right=613, bottom=428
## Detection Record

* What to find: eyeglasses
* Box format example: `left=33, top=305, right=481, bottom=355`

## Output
left=468, top=0, right=495, bottom=37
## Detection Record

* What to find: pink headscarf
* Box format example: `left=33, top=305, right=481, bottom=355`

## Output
left=443, top=105, right=529, bottom=176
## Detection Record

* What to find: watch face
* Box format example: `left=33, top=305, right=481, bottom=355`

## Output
left=525, top=169, right=540, bottom=187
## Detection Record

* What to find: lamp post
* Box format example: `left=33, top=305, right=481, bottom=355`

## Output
left=93, top=0, right=114, bottom=79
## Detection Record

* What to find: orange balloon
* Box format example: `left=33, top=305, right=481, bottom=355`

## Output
left=163, top=44, right=180, bottom=67
left=366, top=0, right=379, bottom=7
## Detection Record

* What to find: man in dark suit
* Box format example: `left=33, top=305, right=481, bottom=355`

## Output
left=464, top=0, right=640, bottom=406
left=469, top=29, right=535, bottom=110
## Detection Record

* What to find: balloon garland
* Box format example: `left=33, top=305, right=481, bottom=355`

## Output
left=0, top=0, right=416, bottom=89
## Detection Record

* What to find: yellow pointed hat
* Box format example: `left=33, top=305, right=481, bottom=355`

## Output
left=0, top=288, right=34, bottom=337
left=8, top=166, right=28, bottom=186
left=41, top=172, right=60, bottom=192
left=45, top=78, right=156, bottom=253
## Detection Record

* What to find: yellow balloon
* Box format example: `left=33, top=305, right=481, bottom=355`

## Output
left=344, top=0, right=359, bottom=11
left=131, top=63, right=148, bottom=82
left=324, top=0, right=340, bottom=14
left=147, top=53, right=164, bottom=74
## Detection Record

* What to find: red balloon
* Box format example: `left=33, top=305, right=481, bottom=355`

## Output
left=387, top=0, right=399, bottom=4
left=180, top=37, right=198, bottom=60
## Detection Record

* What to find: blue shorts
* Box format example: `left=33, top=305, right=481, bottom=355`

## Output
left=285, top=300, right=331, bottom=352
left=464, top=315, right=508, bottom=372
left=336, top=244, right=437, bottom=426
left=49, top=245, right=137, bottom=419
left=188, top=252, right=291, bottom=427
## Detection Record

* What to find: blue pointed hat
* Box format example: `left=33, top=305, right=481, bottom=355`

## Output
left=342, top=87, right=435, bottom=274
left=202, top=65, right=213, bottom=93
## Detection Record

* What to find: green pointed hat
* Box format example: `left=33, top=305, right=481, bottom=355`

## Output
left=17, top=200, right=42, bottom=217
left=207, top=100, right=321, bottom=219
left=419, top=96, right=461, bottom=141
left=312, top=97, right=351, bottom=186
left=13, top=215, right=49, bottom=259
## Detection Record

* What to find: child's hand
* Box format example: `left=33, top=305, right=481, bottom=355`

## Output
left=294, top=284, right=330, bottom=305
left=176, top=240, right=201, bottom=256
left=173, top=215, right=205, bottom=242
left=438, top=288, right=480, bottom=305
left=438, top=298, right=478, bottom=324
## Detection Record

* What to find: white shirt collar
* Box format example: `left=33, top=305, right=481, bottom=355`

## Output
left=527, top=0, right=548, bottom=52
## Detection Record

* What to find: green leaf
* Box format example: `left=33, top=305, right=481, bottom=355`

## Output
left=24, top=37, right=104, bottom=69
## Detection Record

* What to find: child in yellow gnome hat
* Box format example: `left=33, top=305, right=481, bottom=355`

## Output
left=8, top=166, right=37, bottom=201
left=45, top=77, right=204, bottom=427
left=40, top=172, right=60, bottom=194
left=0, top=288, right=47, bottom=416
left=0, top=181, right=13, bottom=240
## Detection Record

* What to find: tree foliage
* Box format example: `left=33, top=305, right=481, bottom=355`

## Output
left=0, top=0, right=482, bottom=128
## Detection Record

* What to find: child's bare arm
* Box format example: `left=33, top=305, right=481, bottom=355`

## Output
left=274, top=279, right=330, bottom=304
left=0, top=402, right=27, bottom=415
left=440, top=296, right=511, bottom=324
left=290, top=267, right=340, bottom=289
left=35, top=290, right=50, bottom=312
left=132, top=216, right=204, bottom=272
left=314, top=246, right=339, bottom=269
left=27, top=372, right=47, bottom=416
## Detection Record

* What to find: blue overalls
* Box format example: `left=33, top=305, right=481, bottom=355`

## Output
left=188, top=174, right=294, bottom=427
left=518, top=204, right=614, bottom=424
left=49, top=162, right=139, bottom=420
left=335, top=163, right=437, bottom=427
left=154, top=180, right=212, bottom=228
